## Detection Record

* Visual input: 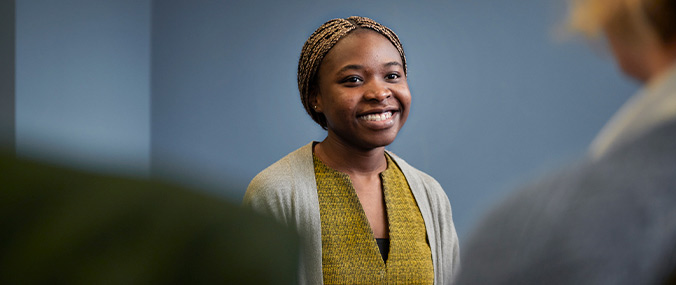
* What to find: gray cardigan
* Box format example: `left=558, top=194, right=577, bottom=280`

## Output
left=244, top=142, right=459, bottom=285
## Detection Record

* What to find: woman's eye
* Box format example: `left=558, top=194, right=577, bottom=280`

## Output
left=342, top=76, right=362, bottom=84
left=385, top=73, right=400, bottom=80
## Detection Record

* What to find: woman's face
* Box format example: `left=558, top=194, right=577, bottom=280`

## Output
left=314, top=29, right=411, bottom=150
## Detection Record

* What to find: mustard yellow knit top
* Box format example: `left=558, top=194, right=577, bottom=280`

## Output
left=314, top=153, right=434, bottom=284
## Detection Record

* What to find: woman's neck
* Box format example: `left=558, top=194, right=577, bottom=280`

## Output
left=314, top=137, right=387, bottom=177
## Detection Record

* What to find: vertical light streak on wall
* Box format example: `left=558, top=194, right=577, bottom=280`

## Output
left=0, top=0, right=15, bottom=152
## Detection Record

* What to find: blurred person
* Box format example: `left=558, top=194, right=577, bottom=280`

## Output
left=456, top=0, right=676, bottom=284
left=244, top=16, right=459, bottom=284
left=0, top=152, right=299, bottom=284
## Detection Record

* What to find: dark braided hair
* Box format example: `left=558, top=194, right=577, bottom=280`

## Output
left=297, top=16, right=407, bottom=129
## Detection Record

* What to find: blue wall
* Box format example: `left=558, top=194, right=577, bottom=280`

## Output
left=16, top=0, right=151, bottom=176
left=149, top=0, right=637, bottom=240
left=14, top=0, right=637, bottom=242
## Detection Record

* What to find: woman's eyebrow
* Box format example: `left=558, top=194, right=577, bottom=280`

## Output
left=384, top=61, right=402, bottom=68
left=337, top=61, right=402, bottom=74
left=337, top=64, right=364, bottom=74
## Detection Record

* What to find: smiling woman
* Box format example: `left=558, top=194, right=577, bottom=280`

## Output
left=313, top=28, right=411, bottom=155
left=243, top=16, right=459, bottom=284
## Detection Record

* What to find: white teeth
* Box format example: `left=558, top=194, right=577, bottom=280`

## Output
left=360, top=111, right=392, bottom=121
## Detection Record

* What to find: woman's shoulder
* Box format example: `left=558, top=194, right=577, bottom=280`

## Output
left=244, top=142, right=318, bottom=225
left=247, top=143, right=313, bottom=191
left=385, top=151, right=451, bottom=210
left=386, top=150, right=443, bottom=189
left=245, top=142, right=318, bottom=206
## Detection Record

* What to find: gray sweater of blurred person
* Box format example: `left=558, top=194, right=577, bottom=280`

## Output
left=457, top=116, right=676, bottom=284
left=455, top=117, right=676, bottom=284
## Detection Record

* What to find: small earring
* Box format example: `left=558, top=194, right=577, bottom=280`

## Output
left=313, top=105, right=318, bottom=109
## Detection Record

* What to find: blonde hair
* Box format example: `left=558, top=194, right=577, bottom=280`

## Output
left=568, top=0, right=644, bottom=38
left=568, top=0, right=676, bottom=43
left=297, top=16, right=406, bottom=129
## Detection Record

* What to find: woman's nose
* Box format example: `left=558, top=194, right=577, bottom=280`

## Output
left=364, top=81, right=392, bottom=101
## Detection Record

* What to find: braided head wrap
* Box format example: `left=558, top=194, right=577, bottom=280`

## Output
left=298, top=16, right=407, bottom=129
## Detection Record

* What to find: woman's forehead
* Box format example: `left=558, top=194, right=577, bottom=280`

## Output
left=321, top=30, right=403, bottom=71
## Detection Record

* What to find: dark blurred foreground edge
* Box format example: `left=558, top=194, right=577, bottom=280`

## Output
left=0, top=152, right=299, bottom=284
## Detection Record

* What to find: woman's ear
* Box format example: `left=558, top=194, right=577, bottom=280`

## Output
left=311, top=93, right=323, bottom=113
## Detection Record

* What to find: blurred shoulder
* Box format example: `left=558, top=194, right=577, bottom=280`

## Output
left=457, top=119, right=676, bottom=284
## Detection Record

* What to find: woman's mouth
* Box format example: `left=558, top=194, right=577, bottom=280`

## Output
left=359, top=111, right=393, bottom=122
